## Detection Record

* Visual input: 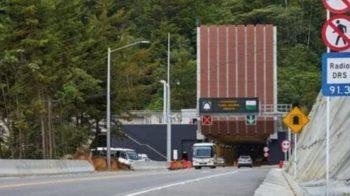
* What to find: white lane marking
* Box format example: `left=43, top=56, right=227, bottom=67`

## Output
left=125, top=171, right=238, bottom=196
left=0, top=170, right=190, bottom=189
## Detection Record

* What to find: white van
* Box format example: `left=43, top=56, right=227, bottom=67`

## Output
left=192, top=143, right=217, bottom=169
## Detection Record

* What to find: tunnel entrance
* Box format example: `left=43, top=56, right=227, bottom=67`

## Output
left=232, top=143, right=266, bottom=165
left=214, top=139, right=269, bottom=166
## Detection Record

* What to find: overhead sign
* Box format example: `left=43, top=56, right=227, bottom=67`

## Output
left=322, top=52, right=350, bottom=96
left=202, top=115, right=212, bottom=126
left=246, top=115, right=256, bottom=126
left=322, top=15, right=350, bottom=51
left=199, top=97, right=259, bottom=114
left=283, top=107, right=309, bottom=134
left=281, top=140, right=291, bottom=153
left=322, top=0, right=350, bottom=14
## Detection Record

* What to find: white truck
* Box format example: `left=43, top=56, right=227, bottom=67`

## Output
left=192, top=143, right=217, bottom=169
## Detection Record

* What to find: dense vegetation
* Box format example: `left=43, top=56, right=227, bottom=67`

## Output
left=0, top=0, right=323, bottom=158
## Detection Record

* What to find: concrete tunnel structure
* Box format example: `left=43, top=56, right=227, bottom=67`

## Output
left=96, top=24, right=288, bottom=165
left=196, top=25, right=280, bottom=164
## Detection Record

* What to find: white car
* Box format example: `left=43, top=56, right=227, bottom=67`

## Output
left=217, top=157, right=225, bottom=167
left=237, top=155, right=253, bottom=168
left=138, top=153, right=150, bottom=161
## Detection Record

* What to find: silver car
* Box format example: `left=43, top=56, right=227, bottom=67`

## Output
left=237, top=155, right=253, bottom=168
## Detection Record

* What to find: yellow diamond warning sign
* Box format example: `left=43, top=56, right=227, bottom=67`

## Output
left=283, top=107, right=309, bottom=134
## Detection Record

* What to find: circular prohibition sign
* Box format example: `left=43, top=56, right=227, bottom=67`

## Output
left=322, top=0, right=350, bottom=14
left=322, top=15, right=350, bottom=51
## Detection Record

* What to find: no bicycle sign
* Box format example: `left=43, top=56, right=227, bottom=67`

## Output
left=322, top=0, right=350, bottom=14
left=322, top=15, right=350, bottom=51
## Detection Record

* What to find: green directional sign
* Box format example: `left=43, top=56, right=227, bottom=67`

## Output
left=246, top=115, right=256, bottom=126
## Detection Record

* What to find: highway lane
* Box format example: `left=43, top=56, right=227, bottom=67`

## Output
left=0, top=167, right=270, bottom=196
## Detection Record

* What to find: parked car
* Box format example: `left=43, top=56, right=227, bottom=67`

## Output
left=237, top=155, right=253, bottom=168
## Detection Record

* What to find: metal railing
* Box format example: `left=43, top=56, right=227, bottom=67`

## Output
left=260, top=104, right=292, bottom=114
left=117, top=104, right=292, bottom=125
left=118, top=110, right=196, bottom=125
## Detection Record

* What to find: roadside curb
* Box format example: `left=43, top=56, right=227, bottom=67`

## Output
left=254, top=168, right=294, bottom=196
left=282, top=170, right=307, bottom=196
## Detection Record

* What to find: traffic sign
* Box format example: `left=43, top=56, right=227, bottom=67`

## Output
left=322, top=0, right=350, bottom=14
left=283, top=107, right=309, bottom=134
left=264, top=152, right=269, bottom=158
left=263, top=147, right=269, bottom=152
left=322, top=15, right=350, bottom=51
left=202, top=115, right=212, bottom=125
left=199, top=97, right=259, bottom=114
left=281, top=140, right=291, bottom=152
left=322, top=52, right=350, bottom=96
left=246, top=115, right=256, bottom=125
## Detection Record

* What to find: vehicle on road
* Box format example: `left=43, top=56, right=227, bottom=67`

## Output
left=92, top=147, right=141, bottom=167
left=192, top=143, right=217, bottom=169
left=138, top=153, right=150, bottom=161
left=216, top=157, right=225, bottom=167
left=237, top=155, right=253, bottom=168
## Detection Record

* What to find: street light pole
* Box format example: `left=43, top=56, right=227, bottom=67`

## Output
left=160, top=80, right=167, bottom=124
left=166, top=33, right=171, bottom=162
left=106, top=40, right=150, bottom=170
left=107, top=48, right=111, bottom=170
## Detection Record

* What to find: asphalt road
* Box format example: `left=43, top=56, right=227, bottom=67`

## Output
left=0, top=167, right=270, bottom=196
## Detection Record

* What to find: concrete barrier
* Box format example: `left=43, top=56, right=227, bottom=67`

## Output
left=131, top=161, right=168, bottom=170
left=0, top=159, right=94, bottom=176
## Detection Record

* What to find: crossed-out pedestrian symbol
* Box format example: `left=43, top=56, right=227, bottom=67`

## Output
left=322, top=15, right=350, bottom=51
left=322, top=0, right=350, bottom=14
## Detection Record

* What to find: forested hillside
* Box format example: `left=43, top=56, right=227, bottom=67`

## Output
left=0, top=0, right=324, bottom=158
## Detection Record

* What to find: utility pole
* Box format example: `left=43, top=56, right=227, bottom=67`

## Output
left=166, top=33, right=172, bottom=162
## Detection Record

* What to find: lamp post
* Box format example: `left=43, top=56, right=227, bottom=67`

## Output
left=166, top=33, right=171, bottom=162
left=107, top=40, right=150, bottom=170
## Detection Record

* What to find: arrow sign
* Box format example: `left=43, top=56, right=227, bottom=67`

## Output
left=322, top=15, right=350, bottom=51
left=322, top=0, right=350, bottom=14
left=246, top=115, right=256, bottom=125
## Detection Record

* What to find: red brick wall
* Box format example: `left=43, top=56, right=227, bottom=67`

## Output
left=198, top=25, right=276, bottom=137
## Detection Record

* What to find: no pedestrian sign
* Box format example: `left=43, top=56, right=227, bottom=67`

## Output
left=323, top=0, right=350, bottom=14
left=322, top=52, right=350, bottom=96
left=322, top=15, right=350, bottom=51
left=281, top=140, right=291, bottom=153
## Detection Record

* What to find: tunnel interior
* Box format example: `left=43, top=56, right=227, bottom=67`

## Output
left=215, top=140, right=269, bottom=166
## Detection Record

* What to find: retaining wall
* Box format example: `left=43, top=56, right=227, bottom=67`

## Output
left=286, top=93, right=350, bottom=194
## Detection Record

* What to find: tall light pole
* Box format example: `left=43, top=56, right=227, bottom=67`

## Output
left=166, top=33, right=171, bottom=162
left=107, top=40, right=150, bottom=170
left=160, top=80, right=167, bottom=124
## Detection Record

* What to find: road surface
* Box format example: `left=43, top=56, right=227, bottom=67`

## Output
left=0, top=167, right=270, bottom=196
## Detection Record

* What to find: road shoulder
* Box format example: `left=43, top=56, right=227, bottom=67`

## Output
left=254, top=168, right=294, bottom=196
